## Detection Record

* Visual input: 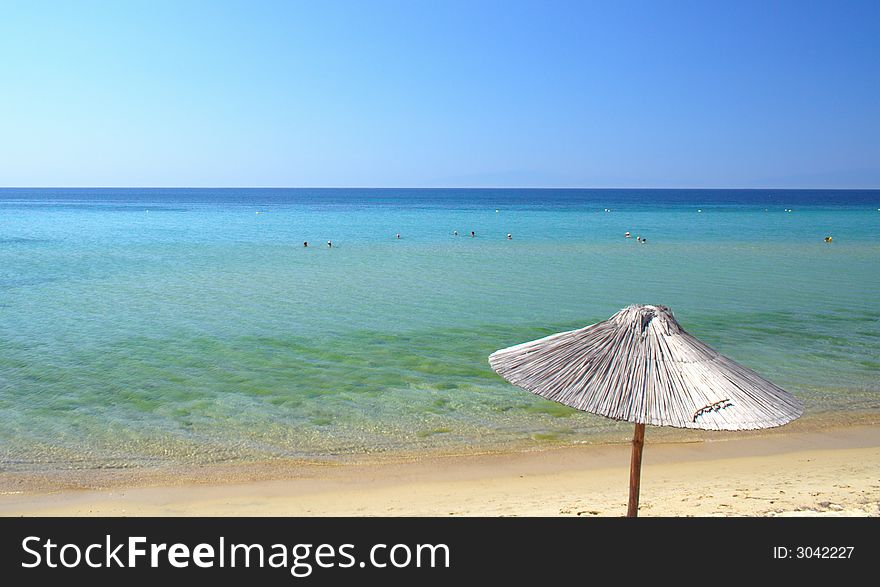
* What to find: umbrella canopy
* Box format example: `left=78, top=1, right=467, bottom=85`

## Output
left=489, top=304, right=803, bottom=430
left=489, top=304, right=803, bottom=516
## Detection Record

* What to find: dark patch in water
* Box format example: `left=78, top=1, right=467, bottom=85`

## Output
left=0, top=237, right=52, bottom=245
left=0, top=276, right=62, bottom=289
left=0, top=203, right=189, bottom=212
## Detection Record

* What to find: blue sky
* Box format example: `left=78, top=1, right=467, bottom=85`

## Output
left=0, top=0, right=877, bottom=187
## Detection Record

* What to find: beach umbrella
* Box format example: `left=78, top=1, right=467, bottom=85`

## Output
left=488, top=304, right=803, bottom=517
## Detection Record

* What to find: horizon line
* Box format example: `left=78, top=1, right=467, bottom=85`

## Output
left=2, top=185, right=879, bottom=191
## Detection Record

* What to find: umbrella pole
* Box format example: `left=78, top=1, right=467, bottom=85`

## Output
left=626, top=423, right=646, bottom=517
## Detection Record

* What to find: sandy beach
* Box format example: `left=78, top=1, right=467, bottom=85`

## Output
left=2, top=423, right=877, bottom=517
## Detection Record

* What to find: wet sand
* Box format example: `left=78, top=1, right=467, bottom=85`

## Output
left=2, top=424, right=878, bottom=517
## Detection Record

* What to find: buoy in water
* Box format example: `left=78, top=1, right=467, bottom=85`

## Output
left=625, top=232, right=631, bottom=238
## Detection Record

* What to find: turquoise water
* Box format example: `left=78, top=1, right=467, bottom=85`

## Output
left=1, top=189, right=879, bottom=471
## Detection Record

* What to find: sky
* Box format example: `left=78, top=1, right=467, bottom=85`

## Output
left=0, top=0, right=877, bottom=188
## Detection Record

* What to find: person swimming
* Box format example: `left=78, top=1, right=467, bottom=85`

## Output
left=396, top=233, right=401, bottom=239
left=625, top=232, right=631, bottom=238
left=327, top=240, right=332, bottom=248
left=470, top=231, right=475, bottom=237
left=507, top=233, right=512, bottom=240
left=303, top=241, right=308, bottom=247
left=453, top=230, right=458, bottom=236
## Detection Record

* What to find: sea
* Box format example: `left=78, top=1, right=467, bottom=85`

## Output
left=1, top=188, right=878, bottom=472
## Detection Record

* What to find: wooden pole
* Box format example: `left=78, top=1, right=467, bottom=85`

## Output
left=626, top=423, right=646, bottom=517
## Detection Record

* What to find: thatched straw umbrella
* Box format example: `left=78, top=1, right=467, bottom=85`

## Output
left=489, top=304, right=803, bottom=517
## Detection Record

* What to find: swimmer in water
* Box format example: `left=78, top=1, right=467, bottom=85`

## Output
left=396, top=233, right=401, bottom=239
left=453, top=230, right=458, bottom=236
left=327, top=241, right=332, bottom=248
left=470, top=231, right=475, bottom=238
left=303, top=241, right=308, bottom=247
left=625, top=232, right=631, bottom=238
left=507, top=233, right=512, bottom=240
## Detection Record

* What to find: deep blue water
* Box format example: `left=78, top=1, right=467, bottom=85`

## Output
left=2, top=187, right=878, bottom=208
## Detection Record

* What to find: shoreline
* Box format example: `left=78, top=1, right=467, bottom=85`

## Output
left=2, top=421, right=878, bottom=517
left=2, top=409, right=878, bottom=493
